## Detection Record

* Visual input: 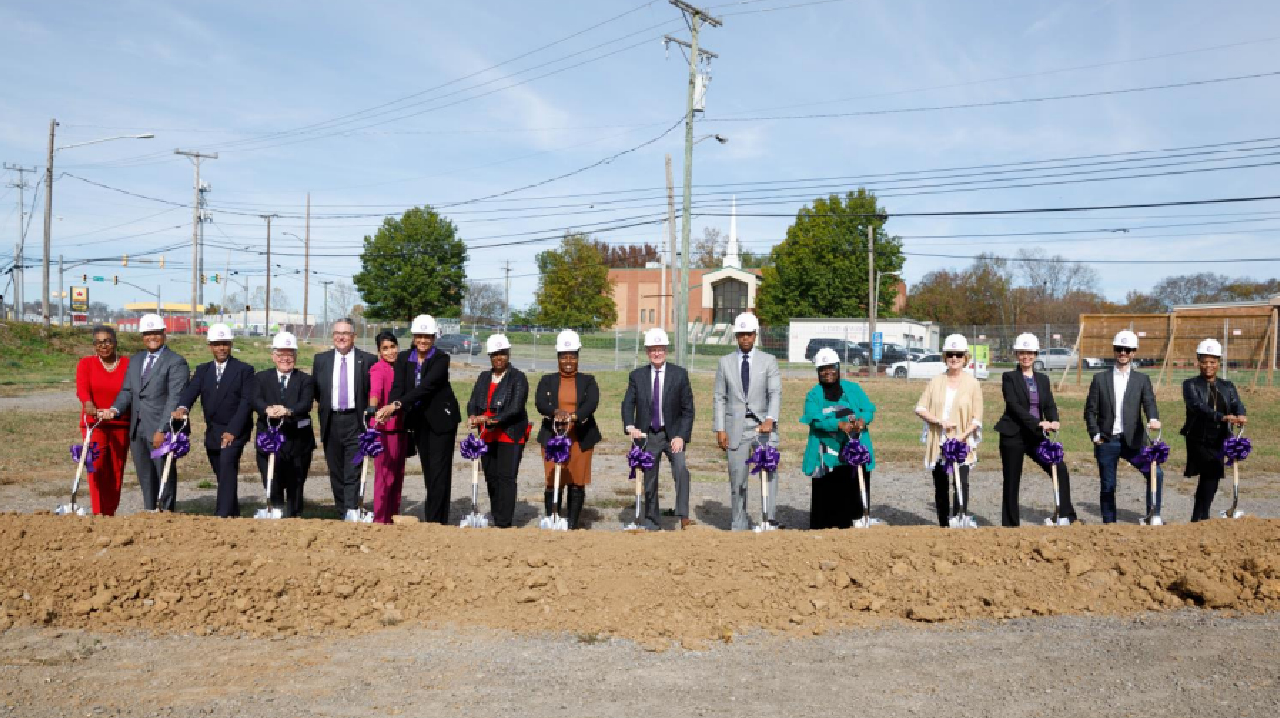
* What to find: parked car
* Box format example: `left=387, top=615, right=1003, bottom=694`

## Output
left=804, top=338, right=865, bottom=365
left=1034, top=347, right=1077, bottom=371
left=907, top=348, right=928, bottom=362
left=853, top=341, right=910, bottom=365
left=890, top=354, right=989, bottom=380
left=436, top=333, right=479, bottom=355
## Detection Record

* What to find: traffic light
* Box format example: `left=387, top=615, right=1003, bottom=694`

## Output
left=122, top=254, right=128, bottom=267
left=201, top=274, right=206, bottom=285
left=113, top=275, right=119, bottom=285
left=81, top=274, right=87, bottom=283
left=211, top=273, right=219, bottom=284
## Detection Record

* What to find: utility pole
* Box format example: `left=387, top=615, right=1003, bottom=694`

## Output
left=3, top=164, right=35, bottom=319
left=867, top=224, right=876, bottom=365
left=666, top=0, right=720, bottom=367
left=175, top=149, right=217, bottom=335
left=58, top=254, right=64, bottom=326
left=260, top=214, right=277, bottom=333
left=304, top=192, right=311, bottom=339
left=503, top=260, right=511, bottom=329
left=41, top=119, right=57, bottom=328
left=664, top=154, right=677, bottom=332
left=321, top=280, right=334, bottom=334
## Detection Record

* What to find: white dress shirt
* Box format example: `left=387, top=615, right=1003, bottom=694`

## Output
left=626, top=362, right=666, bottom=434
left=330, top=348, right=357, bottom=411
left=1111, top=365, right=1131, bottom=436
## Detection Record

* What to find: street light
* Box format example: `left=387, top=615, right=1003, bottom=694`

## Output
left=42, top=120, right=154, bottom=327
left=694, top=133, right=728, bottom=145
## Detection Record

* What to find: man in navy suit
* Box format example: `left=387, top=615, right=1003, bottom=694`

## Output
left=622, top=328, right=695, bottom=530
left=252, top=332, right=316, bottom=518
left=172, top=323, right=255, bottom=518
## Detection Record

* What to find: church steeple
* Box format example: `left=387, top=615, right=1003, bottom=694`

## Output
left=723, top=195, right=741, bottom=269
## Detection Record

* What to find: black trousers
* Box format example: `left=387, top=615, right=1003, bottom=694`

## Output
left=1189, top=441, right=1226, bottom=522
left=480, top=441, right=524, bottom=528
left=205, top=443, right=245, bottom=518
left=999, top=432, right=1077, bottom=527
left=810, top=465, right=872, bottom=529
left=132, top=434, right=177, bottom=511
left=416, top=427, right=458, bottom=524
left=323, top=411, right=362, bottom=512
left=931, top=462, right=970, bottom=527
left=256, top=447, right=311, bottom=518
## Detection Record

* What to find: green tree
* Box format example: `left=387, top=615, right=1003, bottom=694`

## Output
left=353, top=206, right=467, bottom=322
left=534, top=233, right=617, bottom=330
left=755, top=189, right=903, bottom=325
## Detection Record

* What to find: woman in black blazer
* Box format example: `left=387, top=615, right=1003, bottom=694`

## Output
left=466, top=334, right=530, bottom=528
left=993, top=334, right=1077, bottom=526
left=375, top=316, right=461, bottom=524
left=534, top=331, right=601, bottom=529
left=1180, top=338, right=1247, bottom=521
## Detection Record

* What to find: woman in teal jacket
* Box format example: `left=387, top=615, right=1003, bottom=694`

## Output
left=799, top=348, right=876, bottom=529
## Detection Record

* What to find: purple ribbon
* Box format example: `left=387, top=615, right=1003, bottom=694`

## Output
left=840, top=439, right=870, bottom=467
left=1223, top=435, right=1252, bottom=466
left=543, top=434, right=572, bottom=465
left=353, top=426, right=385, bottom=465
left=746, top=443, right=780, bottom=475
left=940, top=438, right=969, bottom=469
left=150, top=431, right=190, bottom=460
left=459, top=432, right=488, bottom=461
left=627, top=444, right=656, bottom=480
left=1134, top=440, right=1170, bottom=472
left=70, top=442, right=100, bottom=473
left=255, top=426, right=284, bottom=455
left=1035, top=439, right=1064, bottom=466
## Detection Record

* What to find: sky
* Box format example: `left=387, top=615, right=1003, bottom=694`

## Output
left=3, top=0, right=1280, bottom=319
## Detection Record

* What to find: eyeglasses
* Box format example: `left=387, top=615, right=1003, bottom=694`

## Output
left=1113, top=347, right=1135, bottom=354
left=944, top=352, right=965, bottom=359
left=92, top=339, right=115, bottom=346
left=333, top=331, right=354, bottom=337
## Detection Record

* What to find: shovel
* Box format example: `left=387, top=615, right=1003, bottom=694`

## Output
left=852, top=465, right=876, bottom=529
left=255, top=417, right=285, bottom=520
left=1141, top=431, right=1164, bottom=527
left=539, top=464, right=569, bottom=531
left=944, top=431, right=977, bottom=529
left=459, top=430, right=489, bottom=529
left=752, top=436, right=777, bottom=534
left=1041, top=430, right=1070, bottom=527
left=623, top=437, right=648, bottom=532
left=344, top=455, right=375, bottom=523
left=1221, top=425, right=1246, bottom=519
left=154, top=418, right=188, bottom=513
left=57, top=419, right=99, bottom=516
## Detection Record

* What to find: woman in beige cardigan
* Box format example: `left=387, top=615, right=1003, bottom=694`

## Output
left=914, top=334, right=984, bottom=527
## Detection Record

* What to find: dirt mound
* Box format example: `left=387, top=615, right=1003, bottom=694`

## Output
left=1, top=514, right=1278, bottom=649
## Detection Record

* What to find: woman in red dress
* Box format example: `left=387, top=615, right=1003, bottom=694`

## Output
left=74, top=326, right=131, bottom=515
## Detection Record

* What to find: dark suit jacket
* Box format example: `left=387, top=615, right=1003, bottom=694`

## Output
left=111, top=345, right=190, bottom=441
left=466, top=367, right=530, bottom=443
left=1180, top=375, right=1245, bottom=443
left=388, top=350, right=461, bottom=434
left=176, top=357, right=255, bottom=449
left=621, top=362, right=695, bottom=442
left=1083, top=367, right=1159, bottom=447
left=312, top=347, right=375, bottom=443
left=994, top=370, right=1059, bottom=439
left=251, top=369, right=317, bottom=455
left=534, top=373, right=601, bottom=450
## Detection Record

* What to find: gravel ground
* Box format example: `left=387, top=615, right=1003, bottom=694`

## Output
left=2, top=612, right=1278, bottom=717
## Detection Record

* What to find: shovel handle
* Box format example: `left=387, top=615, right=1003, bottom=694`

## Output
left=265, top=452, right=276, bottom=506
left=471, top=456, right=480, bottom=487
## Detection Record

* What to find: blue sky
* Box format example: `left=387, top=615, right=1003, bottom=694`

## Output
left=3, top=0, right=1279, bottom=317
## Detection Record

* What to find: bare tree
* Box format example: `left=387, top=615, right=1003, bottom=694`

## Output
left=329, top=282, right=358, bottom=319
left=692, top=226, right=724, bottom=268
left=1013, top=249, right=1102, bottom=323
left=462, top=280, right=506, bottom=325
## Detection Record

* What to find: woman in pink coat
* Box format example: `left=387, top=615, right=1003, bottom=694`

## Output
left=368, top=330, right=409, bottom=523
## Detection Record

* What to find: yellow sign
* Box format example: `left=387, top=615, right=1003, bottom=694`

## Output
left=70, top=286, right=89, bottom=312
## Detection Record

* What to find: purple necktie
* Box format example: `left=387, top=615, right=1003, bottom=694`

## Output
left=338, top=355, right=349, bottom=410
left=650, top=367, right=662, bottom=431
left=141, top=354, right=156, bottom=384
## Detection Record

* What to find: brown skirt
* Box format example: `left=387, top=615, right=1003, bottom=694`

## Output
left=543, top=439, right=593, bottom=487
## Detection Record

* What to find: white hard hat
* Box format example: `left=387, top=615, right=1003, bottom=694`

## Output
left=486, top=334, right=511, bottom=353
left=732, top=312, right=759, bottom=334
left=644, top=328, right=670, bottom=347
left=1013, top=333, right=1040, bottom=352
left=1196, top=338, right=1222, bottom=357
left=410, top=314, right=438, bottom=335
left=206, top=323, right=233, bottom=342
left=812, top=347, right=841, bottom=367
left=1113, top=330, right=1139, bottom=349
left=138, top=314, right=166, bottom=333
left=555, top=330, right=582, bottom=352
left=942, top=334, right=969, bottom=353
left=271, top=332, right=298, bottom=350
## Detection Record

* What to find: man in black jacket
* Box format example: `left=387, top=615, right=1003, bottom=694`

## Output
left=1083, top=329, right=1162, bottom=524
left=312, top=318, right=375, bottom=515
left=172, top=324, right=255, bottom=518
left=621, top=328, right=696, bottom=530
left=1181, top=338, right=1247, bottom=521
left=466, top=334, right=530, bottom=528
left=252, top=332, right=316, bottom=518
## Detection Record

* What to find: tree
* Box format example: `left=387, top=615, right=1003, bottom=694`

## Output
left=508, top=303, right=540, bottom=327
left=353, top=206, right=467, bottom=322
left=740, top=248, right=772, bottom=269
left=755, top=189, right=904, bottom=325
left=534, top=232, right=617, bottom=330
left=462, top=280, right=505, bottom=325
left=692, top=226, right=724, bottom=268
left=1148, top=273, right=1280, bottom=307
left=1121, top=291, right=1168, bottom=313
left=588, top=241, right=661, bottom=269
left=329, top=282, right=359, bottom=319
left=1012, top=248, right=1102, bottom=324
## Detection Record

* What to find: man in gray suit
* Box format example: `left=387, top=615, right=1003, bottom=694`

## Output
left=622, top=328, right=696, bottom=530
left=714, top=312, right=782, bottom=531
left=1083, top=329, right=1162, bottom=524
left=98, top=313, right=190, bottom=511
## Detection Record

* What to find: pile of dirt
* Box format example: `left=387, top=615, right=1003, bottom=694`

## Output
left=1, top=514, right=1278, bottom=649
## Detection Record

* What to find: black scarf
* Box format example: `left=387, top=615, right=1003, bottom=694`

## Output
left=821, top=379, right=843, bottom=402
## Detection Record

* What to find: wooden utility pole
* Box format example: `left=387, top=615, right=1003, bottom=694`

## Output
left=260, top=214, right=277, bottom=332
left=867, top=224, right=876, bottom=364
left=664, top=154, right=677, bottom=332
left=175, top=149, right=217, bottom=334
left=41, top=119, right=56, bottom=328
left=304, top=193, right=311, bottom=339
left=3, top=164, right=35, bottom=318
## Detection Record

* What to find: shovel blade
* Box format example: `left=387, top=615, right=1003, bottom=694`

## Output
left=1220, top=510, right=1245, bottom=519
left=539, top=515, right=568, bottom=531
left=54, top=504, right=87, bottom=516
left=459, top=513, right=489, bottom=528
left=254, top=507, right=284, bottom=520
left=344, top=509, right=373, bottom=523
left=948, top=514, right=978, bottom=529
left=1140, top=515, right=1164, bottom=526
left=752, top=522, right=777, bottom=534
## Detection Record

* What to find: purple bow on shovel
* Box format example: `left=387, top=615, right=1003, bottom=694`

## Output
left=840, top=439, right=871, bottom=467
left=1035, top=439, right=1065, bottom=466
left=150, top=431, right=190, bottom=460
left=940, top=438, right=969, bottom=469
left=543, top=434, right=572, bottom=465
left=1223, top=435, right=1252, bottom=466
left=459, top=432, right=488, bottom=461
left=70, top=442, right=101, bottom=473
left=353, top=425, right=385, bottom=465
left=255, top=427, right=284, bottom=455
left=1134, top=440, right=1170, bottom=472
left=626, top=444, right=656, bottom=480
left=746, top=442, right=780, bottom=475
